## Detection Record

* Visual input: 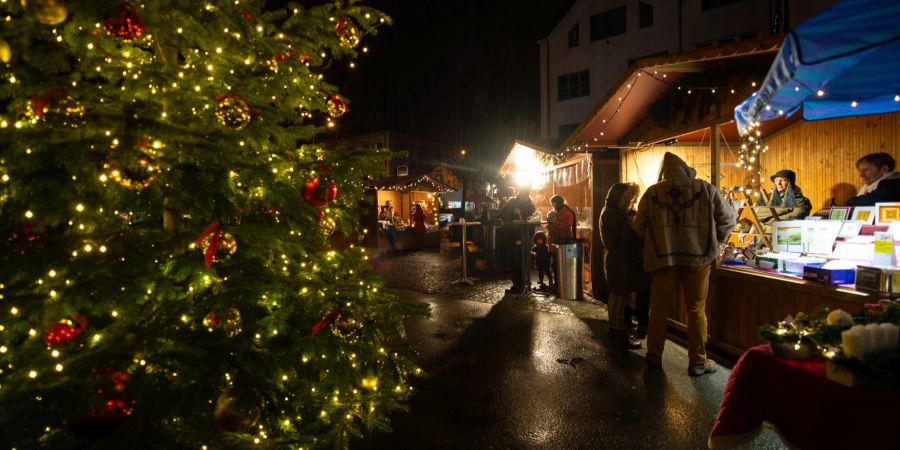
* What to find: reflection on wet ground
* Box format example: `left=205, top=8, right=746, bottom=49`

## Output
left=359, top=248, right=785, bottom=450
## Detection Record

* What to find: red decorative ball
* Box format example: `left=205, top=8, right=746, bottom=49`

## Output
left=43, top=315, right=87, bottom=346
left=303, top=177, right=337, bottom=207
left=105, top=4, right=145, bottom=41
left=241, top=11, right=253, bottom=21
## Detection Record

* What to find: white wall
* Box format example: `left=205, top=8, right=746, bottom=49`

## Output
left=540, top=0, right=832, bottom=142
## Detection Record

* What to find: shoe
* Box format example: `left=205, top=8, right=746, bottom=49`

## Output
left=610, top=330, right=642, bottom=350
left=505, top=285, right=525, bottom=294
left=646, top=354, right=662, bottom=369
left=688, top=359, right=717, bottom=377
left=634, top=326, right=647, bottom=339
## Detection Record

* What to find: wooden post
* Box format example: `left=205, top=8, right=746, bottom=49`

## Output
left=711, top=124, right=720, bottom=187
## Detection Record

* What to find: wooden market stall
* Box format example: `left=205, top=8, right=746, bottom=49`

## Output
left=497, top=140, right=596, bottom=292
left=561, top=32, right=900, bottom=357
left=365, top=172, right=456, bottom=251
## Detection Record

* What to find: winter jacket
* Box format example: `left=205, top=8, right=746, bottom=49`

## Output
left=756, top=185, right=812, bottom=227
left=634, top=152, right=736, bottom=271
left=600, top=184, right=649, bottom=294
left=847, top=172, right=900, bottom=206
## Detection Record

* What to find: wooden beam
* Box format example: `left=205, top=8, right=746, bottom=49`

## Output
left=711, top=124, right=720, bottom=188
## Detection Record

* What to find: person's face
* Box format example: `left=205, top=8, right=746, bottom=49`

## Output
left=536, top=238, right=544, bottom=245
left=773, top=177, right=789, bottom=193
left=386, top=201, right=392, bottom=207
left=858, top=161, right=890, bottom=185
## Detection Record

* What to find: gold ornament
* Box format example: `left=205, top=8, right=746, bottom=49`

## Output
left=0, top=40, right=11, bottom=64
left=335, top=17, right=360, bottom=49
left=21, top=0, right=68, bottom=25
left=203, top=307, right=242, bottom=336
left=215, top=95, right=252, bottom=130
left=214, top=389, right=261, bottom=432
left=331, top=312, right=361, bottom=339
left=108, top=141, right=159, bottom=190
left=326, top=95, right=348, bottom=118
left=23, top=90, right=85, bottom=126
left=199, top=231, right=238, bottom=261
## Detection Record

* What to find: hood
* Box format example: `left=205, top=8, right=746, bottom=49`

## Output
left=658, top=152, right=696, bottom=181
left=605, top=183, right=638, bottom=211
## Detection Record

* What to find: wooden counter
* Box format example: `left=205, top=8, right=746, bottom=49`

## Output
left=665, top=264, right=874, bottom=357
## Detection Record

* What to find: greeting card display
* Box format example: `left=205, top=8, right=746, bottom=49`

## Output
left=876, top=202, right=900, bottom=225
left=850, top=206, right=876, bottom=225
left=772, top=220, right=842, bottom=255
left=829, top=207, right=851, bottom=221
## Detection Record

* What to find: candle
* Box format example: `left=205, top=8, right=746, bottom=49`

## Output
left=867, top=323, right=885, bottom=353
left=842, top=326, right=862, bottom=357
left=880, top=323, right=899, bottom=351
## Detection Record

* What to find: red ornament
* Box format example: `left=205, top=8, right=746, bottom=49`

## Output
left=335, top=17, right=347, bottom=37
left=105, top=4, right=145, bottom=41
left=302, top=177, right=337, bottom=208
left=241, top=11, right=253, bottom=21
left=298, top=53, right=310, bottom=64
left=68, top=370, right=134, bottom=437
left=43, top=315, right=88, bottom=346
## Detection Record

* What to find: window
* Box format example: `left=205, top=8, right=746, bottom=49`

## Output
left=558, top=123, right=580, bottom=139
left=557, top=70, right=589, bottom=101
left=590, top=6, right=626, bottom=41
left=701, top=0, right=744, bottom=11
left=639, top=2, right=653, bottom=28
left=567, top=22, right=580, bottom=48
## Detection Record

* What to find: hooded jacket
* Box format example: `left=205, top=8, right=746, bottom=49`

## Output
left=599, top=183, right=649, bottom=294
left=634, top=153, right=736, bottom=271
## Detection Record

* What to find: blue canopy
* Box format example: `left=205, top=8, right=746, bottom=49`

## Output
left=734, top=0, right=900, bottom=135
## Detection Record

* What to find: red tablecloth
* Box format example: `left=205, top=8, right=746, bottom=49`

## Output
left=708, top=345, right=900, bottom=449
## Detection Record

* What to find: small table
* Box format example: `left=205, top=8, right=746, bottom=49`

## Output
left=449, top=220, right=481, bottom=285
left=708, top=344, right=900, bottom=449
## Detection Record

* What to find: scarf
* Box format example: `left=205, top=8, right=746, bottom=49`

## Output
left=769, top=184, right=796, bottom=207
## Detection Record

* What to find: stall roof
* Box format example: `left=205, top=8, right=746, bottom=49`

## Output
left=367, top=173, right=456, bottom=193
left=498, top=140, right=556, bottom=176
left=734, top=0, right=900, bottom=134
left=562, top=37, right=783, bottom=151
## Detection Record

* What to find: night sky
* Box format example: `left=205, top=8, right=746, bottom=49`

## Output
left=333, top=0, right=576, bottom=171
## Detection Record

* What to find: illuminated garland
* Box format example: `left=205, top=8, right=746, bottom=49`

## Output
left=737, top=120, right=768, bottom=197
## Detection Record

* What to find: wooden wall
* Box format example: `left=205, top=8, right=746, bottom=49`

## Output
left=620, top=112, right=900, bottom=210
left=763, top=113, right=900, bottom=209
left=620, top=143, right=742, bottom=193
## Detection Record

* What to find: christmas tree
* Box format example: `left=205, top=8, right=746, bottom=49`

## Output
left=0, top=1, right=421, bottom=448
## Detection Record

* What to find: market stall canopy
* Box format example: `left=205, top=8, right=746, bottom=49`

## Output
left=563, top=37, right=782, bottom=150
left=734, top=0, right=900, bottom=135
left=367, top=173, right=456, bottom=193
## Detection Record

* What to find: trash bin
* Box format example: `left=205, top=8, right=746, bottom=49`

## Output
left=556, top=238, right=584, bottom=300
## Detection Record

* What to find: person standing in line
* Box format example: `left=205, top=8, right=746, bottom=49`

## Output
left=412, top=203, right=426, bottom=249
left=599, top=183, right=646, bottom=350
left=634, top=152, right=736, bottom=376
left=499, top=186, right=536, bottom=294
left=547, top=195, right=577, bottom=290
left=847, top=152, right=900, bottom=206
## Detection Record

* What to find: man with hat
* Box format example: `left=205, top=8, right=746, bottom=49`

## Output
left=755, top=169, right=812, bottom=229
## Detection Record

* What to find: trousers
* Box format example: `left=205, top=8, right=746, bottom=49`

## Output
left=646, top=264, right=711, bottom=366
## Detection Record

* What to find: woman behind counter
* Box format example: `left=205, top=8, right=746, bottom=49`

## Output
left=847, top=152, right=900, bottom=206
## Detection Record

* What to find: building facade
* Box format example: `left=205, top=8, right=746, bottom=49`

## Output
left=539, top=0, right=836, bottom=142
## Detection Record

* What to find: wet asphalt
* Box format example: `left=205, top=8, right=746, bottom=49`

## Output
left=354, top=249, right=784, bottom=450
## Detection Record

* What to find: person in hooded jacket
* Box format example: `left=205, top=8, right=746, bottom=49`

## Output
left=599, top=183, right=647, bottom=350
left=634, top=152, right=736, bottom=376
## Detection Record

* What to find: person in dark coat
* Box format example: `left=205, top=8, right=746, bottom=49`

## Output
left=599, top=182, right=647, bottom=350
left=756, top=169, right=812, bottom=232
left=499, top=186, right=536, bottom=294
left=847, top=152, right=900, bottom=206
left=531, top=231, right=553, bottom=288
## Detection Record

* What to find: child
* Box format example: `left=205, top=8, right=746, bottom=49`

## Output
left=532, top=231, right=553, bottom=288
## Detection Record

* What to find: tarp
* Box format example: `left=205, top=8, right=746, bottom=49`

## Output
left=734, top=0, right=900, bottom=135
